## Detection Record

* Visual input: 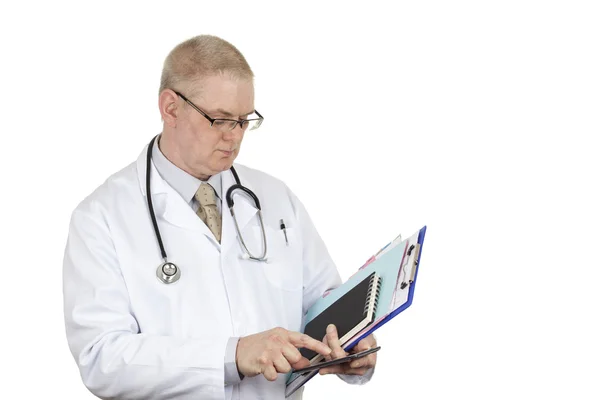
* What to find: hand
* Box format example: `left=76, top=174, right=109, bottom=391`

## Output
left=319, top=324, right=377, bottom=376
left=236, top=327, right=333, bottom=381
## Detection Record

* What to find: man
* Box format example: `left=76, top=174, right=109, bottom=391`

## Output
left=63, top=34, right=376, bottom=400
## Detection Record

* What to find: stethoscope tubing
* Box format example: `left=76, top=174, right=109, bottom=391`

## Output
left=146, top=136, right=168, bottom=262
left=146, top=135, right=268, bottom=284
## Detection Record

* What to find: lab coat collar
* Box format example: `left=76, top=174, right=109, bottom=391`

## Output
left=135, top=143, right=215, bottom=241
left=136, top=141, right=259, bottom=251
left=136, top=142, right=168, bottom=196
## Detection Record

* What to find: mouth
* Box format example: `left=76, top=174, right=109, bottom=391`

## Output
left=219, top=149, right=235, bottom=156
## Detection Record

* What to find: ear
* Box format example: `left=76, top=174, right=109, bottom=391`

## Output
left=159, top=89, right=180, bottom=128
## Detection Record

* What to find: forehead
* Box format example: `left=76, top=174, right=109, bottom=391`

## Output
left=192, top=74, right=255, bottom=115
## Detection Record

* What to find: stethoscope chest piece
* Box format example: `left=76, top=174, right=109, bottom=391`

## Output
left=156, top=262, right=180, bottom=284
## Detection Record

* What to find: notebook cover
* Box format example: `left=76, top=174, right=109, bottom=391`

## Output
left=299, top=272, right=377, bottom=361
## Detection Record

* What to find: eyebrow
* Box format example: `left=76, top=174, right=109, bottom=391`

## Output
left=214, top=108, right=255, bottom=118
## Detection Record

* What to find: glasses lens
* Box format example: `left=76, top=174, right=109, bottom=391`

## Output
left=212, top=120, right=238, bottom=131
left=212, top=117, right=263, bottom=132
left=247, top=119, right=263, bottom=130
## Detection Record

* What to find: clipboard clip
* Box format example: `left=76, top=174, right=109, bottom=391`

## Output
left=400, top=243, right=421, bottom=289
left=408, top=243, right=421, bottom=284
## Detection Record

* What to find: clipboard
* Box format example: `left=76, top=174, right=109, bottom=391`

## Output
left=285, top=226, right=427, bottom=397
left=344, top=226, right=427, bottom=349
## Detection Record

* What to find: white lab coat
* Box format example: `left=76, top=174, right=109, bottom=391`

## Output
left=63, top=144, right=368, bottom=399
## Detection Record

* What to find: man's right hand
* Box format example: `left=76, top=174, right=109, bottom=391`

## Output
left=236, top=327, right=332, bottom=381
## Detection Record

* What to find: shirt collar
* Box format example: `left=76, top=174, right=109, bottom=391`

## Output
left=152, top=135, right=222, bottom=204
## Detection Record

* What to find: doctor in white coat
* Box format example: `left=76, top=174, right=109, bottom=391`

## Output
left=63, top=35, right=377, bottom=400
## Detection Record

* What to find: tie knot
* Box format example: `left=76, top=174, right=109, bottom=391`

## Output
left=194, top=183, right=217, bottom=207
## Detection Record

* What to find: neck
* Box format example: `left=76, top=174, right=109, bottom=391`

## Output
left=158, top=133, right=211, bottom=181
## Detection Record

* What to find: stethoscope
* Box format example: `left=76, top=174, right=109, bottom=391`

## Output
left=146, top=135, right=268, bottom=284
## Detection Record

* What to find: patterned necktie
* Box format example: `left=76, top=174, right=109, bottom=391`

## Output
left=194, top=183, right=222, bottom=243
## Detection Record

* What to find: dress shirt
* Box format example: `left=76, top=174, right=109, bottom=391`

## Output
left=152, top=136, right=242, bottom=385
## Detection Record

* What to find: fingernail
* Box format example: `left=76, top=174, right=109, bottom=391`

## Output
left=327, top=324, right=335, bottom=333
left=351, top=361, right=360, bottom=368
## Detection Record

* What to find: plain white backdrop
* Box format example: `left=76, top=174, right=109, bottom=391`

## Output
left=1, top=0, right=599, bottom=398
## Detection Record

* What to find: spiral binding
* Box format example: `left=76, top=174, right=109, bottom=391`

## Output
left=363, top=274, right=382, bottom=317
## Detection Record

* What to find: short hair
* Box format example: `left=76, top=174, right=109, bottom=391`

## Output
left=159, top=35, right=254, bottom=96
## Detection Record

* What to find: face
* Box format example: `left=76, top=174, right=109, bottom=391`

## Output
left=166, top=74, right=255, bottom=179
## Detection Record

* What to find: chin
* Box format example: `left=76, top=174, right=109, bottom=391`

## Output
left=223, top=155, right=237, bottom=166
left=215, top=161, right=234, bottom=173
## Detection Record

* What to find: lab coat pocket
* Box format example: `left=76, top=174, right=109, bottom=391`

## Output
left=253, top=225, right=303, bottom=292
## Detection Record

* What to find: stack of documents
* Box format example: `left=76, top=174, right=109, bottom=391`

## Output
left=285, top=226, right=427, bottom=397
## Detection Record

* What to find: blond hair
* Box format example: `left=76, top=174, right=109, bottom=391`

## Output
left=159, top=35, right=254, bottom=96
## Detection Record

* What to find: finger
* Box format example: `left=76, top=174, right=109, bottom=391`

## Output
left=279, top=339, right=307, bottom=367
left=325, top=324, right=340, bottom=347
left=288, top=332, right=332, bottom=357
left=289, top=356, right=310, bottom=371
left=319, top=363, right=372, bottom=376
left=354, top=341, right=369, bottom=352
left=325, top=324, right=347, bottom=360
left=263, top=364, right=278, bottom=381
left=354, top=337, right=374, bottom=352
left=319, top=364, right=349, bottom=375
left=272, top=352, right=293, bottom=375
left=349, top=353, right=377, bottom=369
left=321, top=334, right=333, bottom=361
left=320, top=363, right=370, bottom=376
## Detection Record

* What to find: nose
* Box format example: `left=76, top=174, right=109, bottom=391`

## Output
left=223, top=123, right=245, bottom=141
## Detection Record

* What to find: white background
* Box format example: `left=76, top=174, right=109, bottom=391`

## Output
left=1, top=0, right=599, bottom=398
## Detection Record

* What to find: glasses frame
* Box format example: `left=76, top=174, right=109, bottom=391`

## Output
left=174, top=91, right=263, bottom=131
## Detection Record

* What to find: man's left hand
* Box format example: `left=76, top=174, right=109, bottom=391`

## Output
left=319, top=324, right=377, bottom=376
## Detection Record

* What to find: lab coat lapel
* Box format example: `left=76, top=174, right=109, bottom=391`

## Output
left=221, top=166, right=259, bottom=254
left=135, top=144, right=219, bottom=243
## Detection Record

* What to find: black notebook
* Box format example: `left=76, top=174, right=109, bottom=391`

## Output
left=300, top=272, right=382, bottom=361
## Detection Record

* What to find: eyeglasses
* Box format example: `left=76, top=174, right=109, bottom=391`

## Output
left=174, top=91, right=264, bottom=132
